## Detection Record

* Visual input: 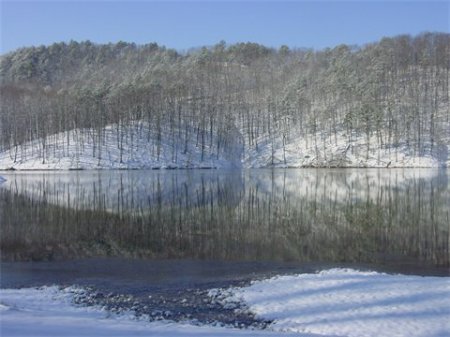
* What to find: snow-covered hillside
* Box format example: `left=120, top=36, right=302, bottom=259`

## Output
left=0, top=123, right=242, bottom=170
left=0, top=123, right=448, bottom=169
left=242, top=129, right=448, bottom=168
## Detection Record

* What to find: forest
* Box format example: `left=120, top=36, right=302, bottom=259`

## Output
left=0, top=32, right=449, bottom=168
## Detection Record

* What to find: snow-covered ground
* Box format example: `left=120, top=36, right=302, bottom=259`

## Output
left=0, top=286, right=306, bottom=337
left=0, top=123, right=241, bottom=170
left=1, top=269, right=449, bottom=337
left=212, top=269, right=450, bottom=337
left=243, top=129, right=448, bottom=168
left=0, top=122, right=448, bottom=170
left=0, top=176, right=6, bottom=183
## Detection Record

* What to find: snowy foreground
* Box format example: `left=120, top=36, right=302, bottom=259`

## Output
left=1, top=269, right=449, bottom=337
left=211, top=269, right=450, bottom=337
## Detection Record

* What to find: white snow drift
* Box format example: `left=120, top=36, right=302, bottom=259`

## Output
left=1, top=269, right=449, bottom=337
left=212, top=269, right=450, bottom=337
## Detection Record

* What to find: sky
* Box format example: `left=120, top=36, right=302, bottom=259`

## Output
left=1, top=1, right=449, bottom=54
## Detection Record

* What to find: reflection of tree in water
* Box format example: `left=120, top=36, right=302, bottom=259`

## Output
left=0, top=169, right=448, bottom=268
left=0, top=170, right=243, bottom=213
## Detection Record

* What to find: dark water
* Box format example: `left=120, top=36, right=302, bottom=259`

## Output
left=0, top=169, right=449, bottom=325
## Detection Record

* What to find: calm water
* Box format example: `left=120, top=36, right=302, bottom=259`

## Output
left=1, top=168, right=448, bottom=269
left=1, top=168, right=449, bottom=325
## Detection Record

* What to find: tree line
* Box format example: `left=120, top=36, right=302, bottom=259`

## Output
left=1, top=33, right=449, bottom=164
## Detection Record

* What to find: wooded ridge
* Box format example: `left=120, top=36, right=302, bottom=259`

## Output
left=1, top=33, right=449, bottom=168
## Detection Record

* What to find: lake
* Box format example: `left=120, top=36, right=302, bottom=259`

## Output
left=1, top=169, right=449, bottom=325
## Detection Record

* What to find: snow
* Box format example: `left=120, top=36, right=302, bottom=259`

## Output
left=243, top=129, right=447, bottom=168
left=1, top=269, right=449, bottom=337
left=0, top=286, right=307, bottom=337
left=0, top=121, right=447, bottom=170
left=0, top=122, right=241, bottom=170
left=0, top=176, right=6, bottom=183
left=212, top=269, right=450, bottom=337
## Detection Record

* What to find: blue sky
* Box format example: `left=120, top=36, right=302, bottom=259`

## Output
left=1, top=1, right=449, bottom=54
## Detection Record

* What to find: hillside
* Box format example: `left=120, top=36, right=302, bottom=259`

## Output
left=0, top=122, right=446, bottom=169
left=0, top=122, right=241, bottom=169
left=1, top=33, right=449, bottom=169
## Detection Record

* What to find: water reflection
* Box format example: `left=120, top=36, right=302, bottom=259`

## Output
left=0, top=169, right=448, bottom=267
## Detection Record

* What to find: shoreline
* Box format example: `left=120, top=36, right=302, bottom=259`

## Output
left=1, top=165, right=448, bottom=171
left=1, top=267, right=449, bottom=337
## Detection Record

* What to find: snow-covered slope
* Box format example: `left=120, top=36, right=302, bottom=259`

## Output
left=243, top=129, right=448, bottom=168
left=0, top=122, right=448, bottom=169
left=0, top=123, right=241, bottom=170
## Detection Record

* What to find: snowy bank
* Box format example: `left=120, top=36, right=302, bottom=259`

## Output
left=0, top=286, right=310, bottom=337
left=1, top=270, right=449, bottom=337
left=211, top=269, right=450, bottom=337
left=0, top=176, right=6, bottom=183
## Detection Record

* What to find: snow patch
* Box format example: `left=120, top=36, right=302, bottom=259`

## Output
left=211, top=269, right=450, bottom=337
